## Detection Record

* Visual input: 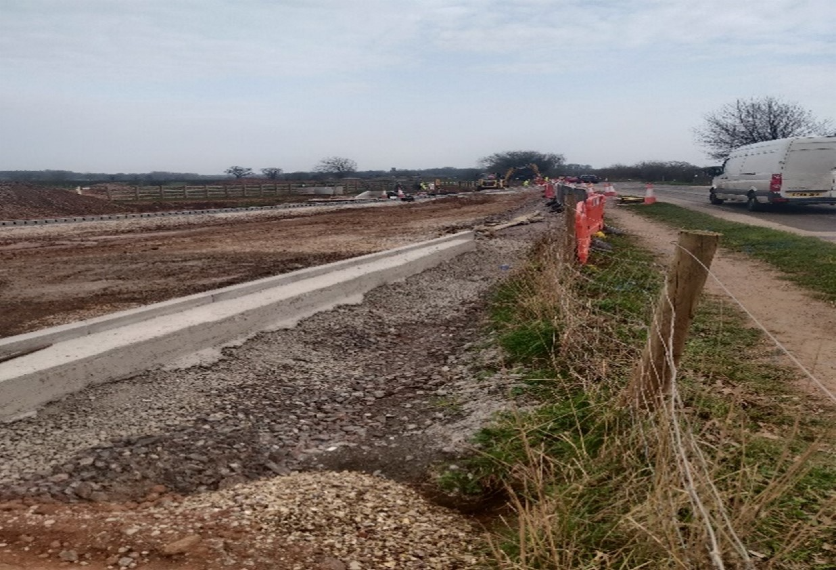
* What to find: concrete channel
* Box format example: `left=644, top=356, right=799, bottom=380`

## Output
left=0, top=231, right=475, bottom=421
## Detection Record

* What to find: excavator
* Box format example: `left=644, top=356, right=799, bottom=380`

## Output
left=477, top=163, right=544, bottom=190
left=503, top=163, right=542, bottom=187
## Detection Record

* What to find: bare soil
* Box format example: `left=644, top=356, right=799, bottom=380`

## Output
left=0, top=183, right=138, bottom=220
left=607, top=205, right=836, bottom=401
left=0, top=193, right=533, bottom=337
left=0, top=201, right=554, bottom=569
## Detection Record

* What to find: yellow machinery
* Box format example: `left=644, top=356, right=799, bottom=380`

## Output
left=503, top=163, right=542, bottom=186
left=476, top=174, right=505, bottom=190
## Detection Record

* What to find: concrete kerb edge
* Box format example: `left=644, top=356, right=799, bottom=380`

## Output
left=0, top=233, right=475, bottom=421
left=0, top=231, right=474, bottom=359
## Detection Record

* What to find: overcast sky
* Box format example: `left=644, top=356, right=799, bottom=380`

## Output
left=1, top=0, right=834, bottom=174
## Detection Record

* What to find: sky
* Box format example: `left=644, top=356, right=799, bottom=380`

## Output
left=1, top=0, right=834, bottom=174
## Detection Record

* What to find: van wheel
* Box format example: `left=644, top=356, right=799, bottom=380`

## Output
left=747, top=195, right=760, bottom=212
left=709, top=191, right=724, bottom=205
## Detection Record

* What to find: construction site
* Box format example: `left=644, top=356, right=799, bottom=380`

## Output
left=0, top=182, right=549, bottom=569
left=2, top=179, right=836, bottom=569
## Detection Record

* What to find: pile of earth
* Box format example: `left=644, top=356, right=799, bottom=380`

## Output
left=0, top=183, right=135, bottom=220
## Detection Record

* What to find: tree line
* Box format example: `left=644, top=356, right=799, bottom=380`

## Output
left=0, top=166, right=484, bottom=185
left=4, top=96, right=831, bottom=186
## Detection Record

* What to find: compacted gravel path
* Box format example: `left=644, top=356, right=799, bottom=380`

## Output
left=0, top=197, right=555, bottom=569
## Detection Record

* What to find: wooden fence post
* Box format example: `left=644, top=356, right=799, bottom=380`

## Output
left=158, top=185, right=164, bottom=200
left=627, top=230, right=720, bottom=409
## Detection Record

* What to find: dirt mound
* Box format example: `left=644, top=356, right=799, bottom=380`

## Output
left=0, top=183, right=134, bottom=220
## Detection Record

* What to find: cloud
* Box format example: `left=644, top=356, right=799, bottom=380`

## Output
left=2, top=0, right=833, bottom=83
left=422, top=0, right=834, bottom=66
left=0, top=0, right=420, bottom=80
left=0, top=0, right=833, bottom=172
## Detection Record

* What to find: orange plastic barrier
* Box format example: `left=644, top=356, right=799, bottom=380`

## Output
left=543, top=182, right=555, bottom=199
left=574, top=193, right=605, bottom=264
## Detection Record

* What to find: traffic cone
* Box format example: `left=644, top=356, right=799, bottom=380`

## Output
left=644, top=183, right=656, bottom=204
left=604, top=182, right=617, bottom=197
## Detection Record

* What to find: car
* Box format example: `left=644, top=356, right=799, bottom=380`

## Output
left=578, top=174, right=600, bottom=184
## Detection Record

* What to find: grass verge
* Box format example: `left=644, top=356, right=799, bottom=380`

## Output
left=629, top=202, right=836, bottom=303
left=443, top=228, right=836, bottom=568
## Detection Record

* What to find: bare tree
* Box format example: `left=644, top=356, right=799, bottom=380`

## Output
left=695, top=96, right=832, bottom=161
left=225, top=166, right=253, bottom=179
left=261, top=167, right=283, bottom=180
left=314, top=156, right=358, bottom=178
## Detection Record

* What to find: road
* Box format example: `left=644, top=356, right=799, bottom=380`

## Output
left=617, top=182, right=836, bottom=242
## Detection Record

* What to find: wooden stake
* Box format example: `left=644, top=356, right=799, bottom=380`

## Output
left=627, top=230, right=720, bottom=409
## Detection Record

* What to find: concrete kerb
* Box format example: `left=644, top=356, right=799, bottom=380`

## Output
left=0, top=231, right=475, bottom=421
left=0, top=231, right=473, bottom=361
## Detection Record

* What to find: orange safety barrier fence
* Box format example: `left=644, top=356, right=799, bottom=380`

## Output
left=574, top=192, right=606, bottom=265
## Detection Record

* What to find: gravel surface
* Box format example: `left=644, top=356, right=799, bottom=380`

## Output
left=0, top=472, right=481, bottom=569
left=0, top=219, right=541, bottom=493
left=0, top=197, right=556, bottom=568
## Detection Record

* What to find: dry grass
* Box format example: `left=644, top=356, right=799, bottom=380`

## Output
left=447, top=228, right=836, bottom=569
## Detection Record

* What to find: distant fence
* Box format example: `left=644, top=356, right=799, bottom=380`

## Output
left=88, top=180, right=477, bottom=202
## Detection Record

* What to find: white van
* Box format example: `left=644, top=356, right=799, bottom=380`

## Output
left=710, top=136, right=836, bottom=210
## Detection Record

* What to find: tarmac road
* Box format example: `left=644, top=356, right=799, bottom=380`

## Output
left=621, top=182, right=836, bottom=242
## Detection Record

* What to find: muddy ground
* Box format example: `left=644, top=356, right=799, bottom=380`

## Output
left=0, top=183, right=365, bottom=220
left=0, top=183, right=138, bottom=220
left=0, top=192, right=533, bottom=337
